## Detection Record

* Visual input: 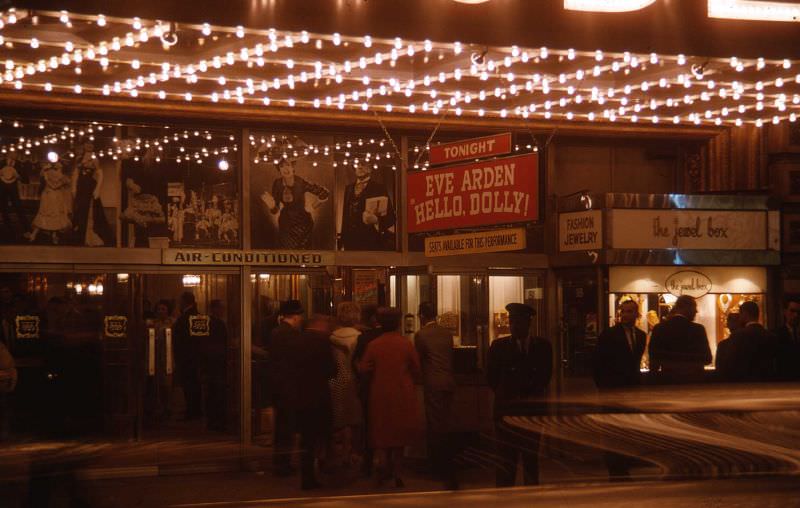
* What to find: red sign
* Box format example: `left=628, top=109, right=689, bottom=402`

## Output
left=429, top=133, right=512, bottom=166
left=407, top=153, right=539, bottom=233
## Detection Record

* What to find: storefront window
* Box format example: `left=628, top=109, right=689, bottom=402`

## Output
left=0, top=118, right=239, bottom=248
left=608, top=266, right=768, bottom=369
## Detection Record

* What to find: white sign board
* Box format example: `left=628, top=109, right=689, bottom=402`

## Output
left=559, top=210, right=603, bottom=252
left=609, top=209, right=767, bottom=250
left=609, top=266, right=767, bottom=294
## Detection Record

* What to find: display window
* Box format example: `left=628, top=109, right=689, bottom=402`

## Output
left=488, top=274, right=545, bottom=342
left=0, top=117, right=239, bottom=248
left=608, top=266, right=768, bottom=369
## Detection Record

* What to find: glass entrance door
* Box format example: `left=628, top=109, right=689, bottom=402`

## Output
left=135, top=273, right=241, bottom=448
left=557, top=268, right=601, bottom=394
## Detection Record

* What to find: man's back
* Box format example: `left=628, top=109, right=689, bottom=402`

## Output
left=414, top=322, right=456, bottom=392
left=774, top=325, right=800, bottom=381
left=649, top=315, right=711, bottom=383
left=267, top=322, right=301, bottom=404
left=717, top=324, right=775, bottom=381
left=293, top=328, right=336, bottom=410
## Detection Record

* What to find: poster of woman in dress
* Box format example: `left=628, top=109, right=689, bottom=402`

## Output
left=25, top=160, right=72, bottom=244
left=1, top=127, right=118, bottom=246
left=335, top=143, right=397, bottom=251
left=71, top=140, right=114, bottom=246
left=250, top=133, right=334, bottom=250
left=119, top=127, right=239, bottom=248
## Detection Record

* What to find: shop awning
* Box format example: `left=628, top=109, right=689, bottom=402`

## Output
left=0, top=6, right=797, bottom=129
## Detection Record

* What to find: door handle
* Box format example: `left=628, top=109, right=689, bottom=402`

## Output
left=165, top=328, right=173, bottom=375
left=148, top=328, right=155, bottom=376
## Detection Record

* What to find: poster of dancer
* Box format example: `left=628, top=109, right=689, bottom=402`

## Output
left=1, top=124, right=118, bottom=246
left=119, top=126, right=239, bottom=248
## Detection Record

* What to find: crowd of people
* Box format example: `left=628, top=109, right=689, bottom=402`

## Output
left=593, top=294, right=800, bottom=479
left=263, top=298, right=554, bottom=491
left=595, top=295, right=800, bottom=391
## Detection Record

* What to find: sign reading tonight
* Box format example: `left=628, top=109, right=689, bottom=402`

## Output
left=407, top=153, right=539, bottom=233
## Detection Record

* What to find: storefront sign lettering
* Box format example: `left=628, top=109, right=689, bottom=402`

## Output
left=15, top=315, right=40, bottom=339
left=610, top=209, right=768, bottom=250
left=104, top=316, right=128, bottom=338
left=559, top=210, right=603, bottom=252
left=665, top=270, right=713, bottom=298
left=424, top=227, right=526, bottom=257
left=407, top=153, right=539, bottom=233
left=429, top=133, right=512, bottom=166
left=162, top=249, right=334, bottom=266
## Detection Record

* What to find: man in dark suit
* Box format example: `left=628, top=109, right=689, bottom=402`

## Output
left=593, top=299, right=647, bottom=480
left=716, top=301, right=775, bottom=382
left=203, top=299, right=228, bottom=431
left=649, top=295, right=712, bottom=384
left=267, top=300, right=304, bottom=477
left=293, top=314, right=337, bottom=490
left=487, top=303, right=552, bottom=487
left=594, top=300, right=647, bottom=389
left=173, top=291, right=202, bottom=420
left=773, top=297, right=800, bottom=381
left=414, top=302, right=458, bottom=489
left=339, top=164, right=395, bottom=250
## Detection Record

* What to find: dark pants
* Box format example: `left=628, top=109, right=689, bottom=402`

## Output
left=296, top=407, right=330, bottom=489
left=0, top=392, right=9, bottom=441
left=494, top=418, right=542, bottom=487
left=205, top=376, right=227, bottom=431
left=273, top=403, right=296, bottom=474
left=179, top=364, right=202, bottom=419
left=425, top=389, right=456, bottom=485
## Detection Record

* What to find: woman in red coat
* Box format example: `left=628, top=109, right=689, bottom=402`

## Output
left=358, top=307, right=422, bottom=487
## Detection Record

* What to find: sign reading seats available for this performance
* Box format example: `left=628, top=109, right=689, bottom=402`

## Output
left=424, top=227, right=526, bottom=257
left=407, top=153, right=539, bottom=233
left=428, top=133, right=512, bottom=166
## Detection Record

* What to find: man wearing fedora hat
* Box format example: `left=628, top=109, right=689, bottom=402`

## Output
left=267, top=299, right=305, bottom=477
left=487, top=302, right=552, bottom=487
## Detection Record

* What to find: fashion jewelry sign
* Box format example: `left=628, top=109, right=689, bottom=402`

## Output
left=609, top=209, right=768, bottom=250
left=559, top=210, right=602, bottom=252
left=407, top=153, right=539, bottom=233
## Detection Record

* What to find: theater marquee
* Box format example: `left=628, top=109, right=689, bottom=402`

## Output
left=162, top=249, right=334, bottom=266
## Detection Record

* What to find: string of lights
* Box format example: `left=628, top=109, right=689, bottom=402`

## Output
left=0, top=8, right=797, bottom=127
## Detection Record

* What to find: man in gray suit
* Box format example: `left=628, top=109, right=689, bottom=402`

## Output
left=414, top=302, right=458, bottom=489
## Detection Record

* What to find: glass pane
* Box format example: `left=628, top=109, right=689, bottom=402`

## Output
left=488, top=274, right=545, bottom=342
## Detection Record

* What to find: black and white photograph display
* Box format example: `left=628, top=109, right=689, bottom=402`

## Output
left=250, top=133, right=335, bottom=250
left=0, top=122, right=117, bottom=246
left=334, top=137, right=397, bottom=251
left=249, top=132, right=398, bottom=251
left=119, top=127, right=239, bottom=248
